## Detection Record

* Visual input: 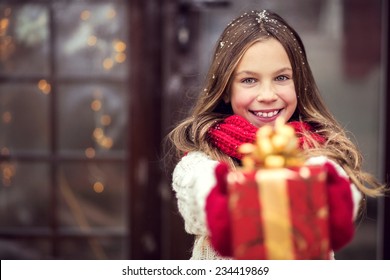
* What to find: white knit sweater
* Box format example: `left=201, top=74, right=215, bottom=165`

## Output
left=172, top=151, right=362, bottom=260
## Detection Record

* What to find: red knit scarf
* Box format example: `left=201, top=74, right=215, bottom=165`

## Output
left=208, top=115, right=325, bottom=160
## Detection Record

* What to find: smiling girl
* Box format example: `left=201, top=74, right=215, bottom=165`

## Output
left=166, top=10, right=384, bottom=259
left=230, top=38, right=297, bottom=127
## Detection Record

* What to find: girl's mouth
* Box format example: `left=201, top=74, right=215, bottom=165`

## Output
left=250, top=109, right=281, bottom=118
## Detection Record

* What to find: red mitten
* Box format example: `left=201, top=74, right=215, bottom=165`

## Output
left=205, top=162, right=233, bottom=257
left=324, top=162, right=355, bottom=251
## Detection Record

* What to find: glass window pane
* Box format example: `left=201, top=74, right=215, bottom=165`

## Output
left=0, top=4, right=50, bottom=77
left=0, top=238, right=51, bottom=260
left=0, top=83, right=50, bottom=154
left=57, top=83, right=127, bottom=157
left=0, top=162, right=50, bottom=227
left=54, top=2, right=128, bottom=78
left=58, top=162, right=126, bottom=230
left=0, top=0, right=131, bottom=261
left=59, top=236, right=126, bottom=259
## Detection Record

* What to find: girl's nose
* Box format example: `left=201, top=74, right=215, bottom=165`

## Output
left=256, top=84, right=277, bottom=102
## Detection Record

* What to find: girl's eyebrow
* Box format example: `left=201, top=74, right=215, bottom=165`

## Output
left=234, top=70, right=257, bottom=77
left=234, top=67, right=293, bottom=77
left=274, top=67, right=293, bottom=75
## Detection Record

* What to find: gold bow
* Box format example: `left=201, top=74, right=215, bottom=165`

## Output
left=238, top=117, right=304, bottom=169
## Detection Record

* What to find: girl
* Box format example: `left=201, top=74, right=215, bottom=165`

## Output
left=167, top=9, right=384, bottom=259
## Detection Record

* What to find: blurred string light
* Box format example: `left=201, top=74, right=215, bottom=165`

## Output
left=0, top=18, right=9, bottom=35
left=0, top=107, right=10, bottom=153
left=2, top=111, right=12, bottom=124
left=37, top=79, right=51, bottom=95
left=87, top=35, right=97, bottom=47
left=93, top=181, right=104, bottom=193
left=80, top=10, right=91, bottom=21
left=0, top=95, right=15, bottom=187
left=78, top=7, right=126, bottom=70
left=101, top=39, right=127, bottom=70
left=0, top=7, right=14, bottom=62
left=88, top=164, right=107, bottom=194
left=84, top=89, right=114, bottom=156
left=75, top=7, right=124, bottom=155
left=84, top=147, right=96, bottom=158
left=1, top=147, right=10, bottom=155
left=1, top=162, right=16, bottom=187
left=100, top=114, right=111, bottom=126
left=106, top=7, right=116, bottom=19
left=113, top=40, right=126, bottom=64
left=90, top=99, right=102, bottom=111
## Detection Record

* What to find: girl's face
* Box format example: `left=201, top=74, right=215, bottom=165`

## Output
left=229, top=38, right=297, bottom=128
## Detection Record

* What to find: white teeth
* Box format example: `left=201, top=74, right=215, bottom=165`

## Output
left=254, top=110, right=279, bottom=118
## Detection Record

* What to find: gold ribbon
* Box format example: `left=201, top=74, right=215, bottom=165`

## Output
left=256, top=169, right=294, bottom=259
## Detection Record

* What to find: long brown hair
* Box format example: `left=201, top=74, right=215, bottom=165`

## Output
left=166, top=10, right=384, bottom=197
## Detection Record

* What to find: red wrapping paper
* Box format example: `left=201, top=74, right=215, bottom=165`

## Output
left=227, top=165, right=330, bottom=259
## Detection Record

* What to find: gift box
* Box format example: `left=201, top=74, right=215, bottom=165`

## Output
left=226, top=117, right=330, bottom=259
left=227, top=165, right=330, bottom=259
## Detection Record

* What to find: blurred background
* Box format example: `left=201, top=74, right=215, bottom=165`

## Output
left=0, top=0, right=389, bottom=260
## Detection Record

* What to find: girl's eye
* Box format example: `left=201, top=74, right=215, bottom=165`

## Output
left=275, top=75, right=289, bottom=81
left=241, top=78, right=257, bottom=84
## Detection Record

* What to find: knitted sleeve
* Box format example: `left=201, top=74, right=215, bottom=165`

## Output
left=305, top=156, right=363, bottom=220
left=172, top=151, right=219, bottom=235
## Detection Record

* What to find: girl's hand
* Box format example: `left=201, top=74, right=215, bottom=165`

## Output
left=325, top=162, right=355, bottom=251
left=205, top=162, right=233, bottom=257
